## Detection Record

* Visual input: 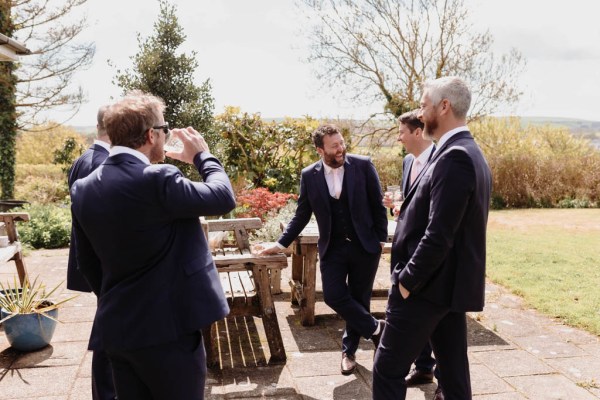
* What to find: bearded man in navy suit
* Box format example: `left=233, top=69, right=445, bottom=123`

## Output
left=373, top=77, right=492, bottom=400
left=67, top=105, right=117, bottom=400
left=71, top=91, right=235, bottom=400
left=262, top=124, right=388, bottom=375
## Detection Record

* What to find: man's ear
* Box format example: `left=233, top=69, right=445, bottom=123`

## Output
left=414, top=127, right=423, bottom=138
left=146, top=128, right=156, bottom=145
left=316, top=147, right=324, bottom=157
left=440, top=99, right=451, bottom=116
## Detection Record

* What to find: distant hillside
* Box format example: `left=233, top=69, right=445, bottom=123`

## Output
left=68, top=125, right=96, bottom=136
left=66, top=116, right=600, bottom=149
left=516, top=116, right=600, bottom=149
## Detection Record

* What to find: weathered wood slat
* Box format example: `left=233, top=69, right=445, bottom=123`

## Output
left=0, top=213, right=29, bottom=285
left=201, top=217, right=288, bottom=367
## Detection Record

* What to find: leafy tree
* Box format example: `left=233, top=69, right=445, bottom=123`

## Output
left=299, top=0, right=525, bottom=136
left=215, top=107, right=319, bottom=193
left=0, top=2, right=19, bottom=199
left=53, top=137, right=86, bottom=176
left=113, top=0, right=215, bottom=180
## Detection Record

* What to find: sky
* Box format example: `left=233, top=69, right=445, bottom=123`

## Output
left=39, top=0, right=600, bottom=126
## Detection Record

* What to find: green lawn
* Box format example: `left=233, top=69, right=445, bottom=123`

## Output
left=486, top=209, right=600, bottom=335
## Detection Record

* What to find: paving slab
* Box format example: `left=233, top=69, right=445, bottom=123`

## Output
left=507, top=374, right=598, bottom=399
left=2, top=249, right=600, bottom=399
left=473, top=349, right=556, bottom=377
left=0, top=365, right=78, bottom=400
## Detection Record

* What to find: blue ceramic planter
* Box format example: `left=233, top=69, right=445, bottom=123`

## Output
left=2, top=308, right=58, bottom=351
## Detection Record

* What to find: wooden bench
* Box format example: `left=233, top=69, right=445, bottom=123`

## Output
left=201, top=217, right=289, bottom=367
left=0, top=213, right=30, bottom=285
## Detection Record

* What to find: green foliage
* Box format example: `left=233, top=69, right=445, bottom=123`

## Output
left=363, top=148, right=404, bottom=191
left=215, top=107, right=319, bottom=193
left=0, top=276, right=77, bottom=322
left=16, top=125, right=87, bottom=165
left=16, top=204, right=71, bottom=249
left=0, top=2, right=18, bottom=199
left=53, top=137, right=86, bottom=177
left=250, top=200, right=300, bottom=242
left=234, top=187, right=297, bottom=222
left=14, top=164, right=69, bottom=205
left=113, top=0, right=215, bottom=181
left=472, top=117, right=600, bottom=208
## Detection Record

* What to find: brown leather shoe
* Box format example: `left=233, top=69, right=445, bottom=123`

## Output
left=405, top=368, right=434, bottom=386
left=432, top=387, right=444, bottom=400
left=341, top=353, right=357, bottom=375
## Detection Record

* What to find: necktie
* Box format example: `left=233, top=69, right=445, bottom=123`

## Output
left=332, top=168, right=342, bottom=199
left=410, top=159, right=421, bottom=187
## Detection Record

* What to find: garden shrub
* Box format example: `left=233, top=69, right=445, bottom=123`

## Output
left=16, top=204, right=71, bottom=249
left=472, top=117, right=600, bottom=208
left=250, top=200, right=301, bottom=242
left=14, top=164, right=68, bottom=204
left=234, top=187, right=297, bottom=222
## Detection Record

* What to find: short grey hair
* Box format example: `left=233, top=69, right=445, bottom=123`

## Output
left=422, top=76, right=471, bottom=119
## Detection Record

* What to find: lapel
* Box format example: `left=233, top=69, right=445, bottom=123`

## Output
left=312, top=160, right=331, bottom=214
left=402, top=157, right=414, bottom=195
left=344, top=156, right=355, bottom=209
left=400, top=132, right=469, bottom=211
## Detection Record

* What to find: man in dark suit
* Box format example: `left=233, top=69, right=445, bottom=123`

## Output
left=71, top=91, right=236, bottom=400
left=67, top=105, right=116, bottom=400
left=373, top=77, right=492, bottom=400
left=383, top=110, right=439, bottom=390
left=261, top=124, right=388, bottom=375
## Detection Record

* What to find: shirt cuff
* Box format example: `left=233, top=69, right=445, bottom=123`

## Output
left=275, top=242, right=286, bottom=249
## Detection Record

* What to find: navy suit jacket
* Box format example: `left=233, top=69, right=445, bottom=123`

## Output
left=401, top=154, right=414, bottom=199
left=391, top=131, right=491, bottom=312
left=279, top=154, right=388, bottom=259
left=67, top=143, right=110, bottom=292
left=71, top=151, right=236, bottom=351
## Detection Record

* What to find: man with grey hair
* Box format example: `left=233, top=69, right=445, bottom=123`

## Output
left=71, top=90, right=235, bottom=399
left=67, top=104, right=116, bottom=400
left=373, top=77, right=492, bottom=400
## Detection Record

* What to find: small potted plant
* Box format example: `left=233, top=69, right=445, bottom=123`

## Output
left=0, top=276, right=77, bottom=351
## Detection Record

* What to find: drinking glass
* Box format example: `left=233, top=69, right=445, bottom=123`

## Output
left=164, top=135, right=183, bottom=153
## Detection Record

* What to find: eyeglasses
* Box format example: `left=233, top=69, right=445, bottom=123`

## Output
left=152, top=123, right=170, bottom=140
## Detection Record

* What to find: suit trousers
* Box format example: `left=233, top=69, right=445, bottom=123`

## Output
left=92, top=349, right=117, bottom=400
left=373, top=285, right=471, bottom=400
left=106, top=331, right=206, bottom=400
left=320, top=240, right=380, bottom=355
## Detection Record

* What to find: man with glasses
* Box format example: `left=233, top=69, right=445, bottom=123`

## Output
left=71, top=90, right=236, bottom=400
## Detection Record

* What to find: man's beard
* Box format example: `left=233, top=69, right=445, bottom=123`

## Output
left=149, top=142, right=165, bottom=164
left=423, top=116, right=438, bottom=141
left=323, top=149, right=346, bottom=168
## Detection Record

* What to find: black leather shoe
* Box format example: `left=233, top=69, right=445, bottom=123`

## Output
left=433, top=387, right=444, bottom=400
left=371, top=319, right=385, bottom=349
left=405, top=368, right=434, bottom=386
left=341, top=353, right=357, bottom=375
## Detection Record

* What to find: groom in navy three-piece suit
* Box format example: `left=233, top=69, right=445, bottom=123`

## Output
left=262, top=124, right=388, bottom=375
left=373, top=77, right=492, bottom=400
left=71, top=91, right=235, bottom=400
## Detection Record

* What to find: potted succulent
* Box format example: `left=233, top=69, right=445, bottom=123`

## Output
left=0, top=276, right=77, bottom=351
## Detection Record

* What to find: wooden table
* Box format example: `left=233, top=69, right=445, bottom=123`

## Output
left=285, top=220, right=396, bottom=326
left=202, top=218, right=289, bottom=366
